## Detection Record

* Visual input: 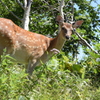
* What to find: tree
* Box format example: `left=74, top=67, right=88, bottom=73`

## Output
left=0, top=0, right=100, bottom=60
left=0, top=0, right=33, bottom=30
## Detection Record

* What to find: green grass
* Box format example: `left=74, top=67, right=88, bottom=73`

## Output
left=0, top=50, right=100, bottom=100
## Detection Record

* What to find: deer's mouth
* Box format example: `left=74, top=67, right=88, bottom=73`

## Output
left=65, top=35, right=70, bottom=40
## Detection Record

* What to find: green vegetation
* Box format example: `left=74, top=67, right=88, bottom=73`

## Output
left=0, top=44, right=100, bottom=100
left=0, top=0, right=100, bottom=99
left=0, top=0, right=100, bottom=56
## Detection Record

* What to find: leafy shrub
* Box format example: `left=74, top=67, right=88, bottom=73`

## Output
left=0, top=50, right=28, bottom=100
left=0, top=48, right=100, bottom=100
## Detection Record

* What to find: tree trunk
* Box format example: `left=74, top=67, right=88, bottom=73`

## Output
left=22, top=0, right=33, bottom=30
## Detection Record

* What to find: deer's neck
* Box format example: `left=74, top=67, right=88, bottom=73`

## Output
left=49, top=32, right=66, bottom=51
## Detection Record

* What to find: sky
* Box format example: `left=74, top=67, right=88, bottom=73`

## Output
left=91, top=0, right=100, bottom=7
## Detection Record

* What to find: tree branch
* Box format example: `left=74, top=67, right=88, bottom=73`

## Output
left=0, top=0, right=22, bottom=22
left=74, top=29, right=99, bottom=54
left=58, top=0, right=65, bottom=19
left=16, top=0, right=24, bottom=9
left=71, top=0, right=74, bottom=22
left=22, top=0, right=33, bottom=30
left=24, top=0, right=27, bottom=8
left=58, top=0, right=65, bottom=32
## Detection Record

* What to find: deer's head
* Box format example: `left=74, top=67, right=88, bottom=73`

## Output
left=56, top=15, right=83, bottom=40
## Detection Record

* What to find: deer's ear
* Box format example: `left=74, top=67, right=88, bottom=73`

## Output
left=72, top=20, right=83, bottom=28
left=56, top=15, right=64, bottom=24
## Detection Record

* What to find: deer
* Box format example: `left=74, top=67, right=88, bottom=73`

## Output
left=0, top=16, right=83, bottom=76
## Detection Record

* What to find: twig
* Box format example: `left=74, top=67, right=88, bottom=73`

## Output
left=74, top=29, right=99, bottom=54
left=0, top=0, right=22, bottom=22
left=16, top=0, right=24, bottom=9
left=69, top=0, right=99, bottom=55
left=71, top=0, right=74, bottom=22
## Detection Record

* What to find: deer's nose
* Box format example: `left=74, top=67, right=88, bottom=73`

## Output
left=65, top=35, right=70, bottom=40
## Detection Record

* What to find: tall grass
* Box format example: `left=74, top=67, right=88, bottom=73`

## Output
left=0, top=48, right=100, bottom=100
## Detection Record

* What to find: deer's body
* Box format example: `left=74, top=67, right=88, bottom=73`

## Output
left=0, top=16, right=83, bottom=75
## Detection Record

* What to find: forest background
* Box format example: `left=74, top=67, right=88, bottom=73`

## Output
left=0, top=0, right=100, bottom=100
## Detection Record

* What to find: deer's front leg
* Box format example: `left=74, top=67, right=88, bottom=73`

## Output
left=50, top=48, right=60, bottom=54
left=26, top=59, right=38, bottom=76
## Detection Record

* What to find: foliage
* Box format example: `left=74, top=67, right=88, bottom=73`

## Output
left=0, top=0, right=100, bottom=58
left=0, top=45, right=100, bottom=99
left=0, top=0, right=100, bottom=100
left=0, top=50, right=28, bottom=99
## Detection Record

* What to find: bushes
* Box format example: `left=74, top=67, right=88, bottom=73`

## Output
left=0, top=50, right=28, bottom=99
left=0, top=48, right=100, bottom=100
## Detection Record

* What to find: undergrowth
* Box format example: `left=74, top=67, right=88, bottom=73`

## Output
left=0, top=45, right=100, bottom=100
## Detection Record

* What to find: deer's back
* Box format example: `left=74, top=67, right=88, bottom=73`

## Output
left=0, top=18, right=50, bottom=63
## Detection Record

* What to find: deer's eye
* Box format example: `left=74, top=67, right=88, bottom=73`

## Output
left=62, top=27, right=67, bottom=33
